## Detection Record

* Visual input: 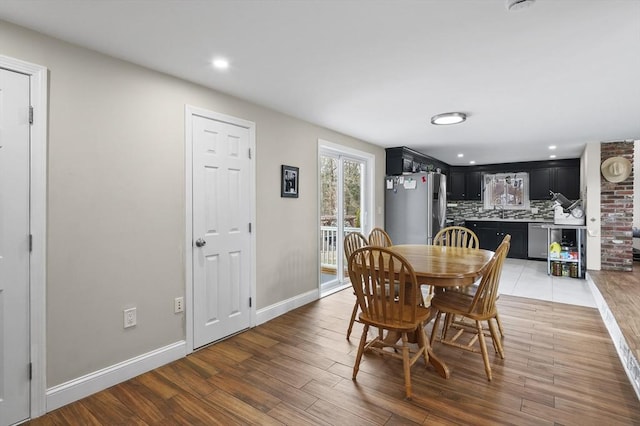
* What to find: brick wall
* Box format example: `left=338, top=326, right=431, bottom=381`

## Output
left=601, top=141, right=634, bottom=271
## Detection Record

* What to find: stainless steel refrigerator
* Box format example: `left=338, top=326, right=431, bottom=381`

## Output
left=384, top=172, right=446, bottom=245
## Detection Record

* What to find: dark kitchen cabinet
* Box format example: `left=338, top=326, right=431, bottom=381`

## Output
left=465, top=171, right=483, bottom=200
left=465, top=220, right=528, bottom=259
left=529, top=168, right=553, bottom=200
left=448, top=168, right=482, bottom=200
left=530, top=166, right=580, bottom=200
left=554, top=166, right=580, bottom=200
left=449, top=170, right=466, bottom=200
left=385, top=147, right=449, bottom=176
left=500, top=222, right=528, bottom=259
left=466, top=221, right=499, bottom=252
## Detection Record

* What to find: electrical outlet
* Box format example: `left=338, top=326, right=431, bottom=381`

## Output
left=124, top=307, right=137, bottom=328
left=174, top=297, right=184, bottom=313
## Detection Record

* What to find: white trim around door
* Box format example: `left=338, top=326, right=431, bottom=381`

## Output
left=184, top=105, right=257, bottom=353
left=0, top=55, right=48, bottom=418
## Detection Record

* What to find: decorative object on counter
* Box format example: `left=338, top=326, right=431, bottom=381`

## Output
left=550, top=191, right=584, bottom=225
left=281, top=165, right=299, bottom=198
left=601, top=156, right=632, bottom=183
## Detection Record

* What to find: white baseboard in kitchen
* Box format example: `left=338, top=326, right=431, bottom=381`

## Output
left=45, top=341, right=187, bottom=412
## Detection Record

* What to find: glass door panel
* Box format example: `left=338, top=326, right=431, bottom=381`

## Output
left=319, top=150, right=367, bottom=296
left=342, top=159, right=364, bottom=279
left=320, top=155, right=339, bottom=288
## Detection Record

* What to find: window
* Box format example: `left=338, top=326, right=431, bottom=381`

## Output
left=484, top=173, right=530, bottom=210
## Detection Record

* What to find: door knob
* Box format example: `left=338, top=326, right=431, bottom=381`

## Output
left=195, top=238, right=206, bottom=247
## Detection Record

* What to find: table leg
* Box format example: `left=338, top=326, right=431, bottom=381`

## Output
left=382, top=326, right=450, bottom=379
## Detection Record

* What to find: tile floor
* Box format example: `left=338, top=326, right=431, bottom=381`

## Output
left=498, top=258, right=596, bottom=307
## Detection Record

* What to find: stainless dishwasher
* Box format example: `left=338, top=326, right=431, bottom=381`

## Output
left=528, top=222, right=560, bottom=259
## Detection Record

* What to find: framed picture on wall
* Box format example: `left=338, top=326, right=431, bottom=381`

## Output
left=281, top=165, right=299, bottom=198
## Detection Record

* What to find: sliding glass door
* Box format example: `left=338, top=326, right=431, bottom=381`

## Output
left=319, top=142, right=372, bottom=297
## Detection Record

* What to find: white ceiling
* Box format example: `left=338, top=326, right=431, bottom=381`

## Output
left=0, top=0, right=638, bottom=165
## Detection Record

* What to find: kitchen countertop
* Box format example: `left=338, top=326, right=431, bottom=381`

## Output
left=462, top=217, right=553, bottom=223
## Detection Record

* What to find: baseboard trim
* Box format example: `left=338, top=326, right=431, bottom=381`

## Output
left=46, top=340, right=186, bottom=412
left=586, top=273, right=640, bottom=400
left=256, top=289, right=319, bottom=325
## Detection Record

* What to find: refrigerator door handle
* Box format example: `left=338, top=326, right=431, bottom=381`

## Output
left=438, top=177, right=447, bottom=228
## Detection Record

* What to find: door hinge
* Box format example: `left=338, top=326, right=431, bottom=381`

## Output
left=248, top=148, right=251, bottom=159
left=249, top=223, right=252, bottom=233
left=249, top=297, right=252, bottom=308
left=29, top=234, right=33, bottom=252
left=29, top=106, right=34, bottom=125
left=29, top=362, right=32, bottom=380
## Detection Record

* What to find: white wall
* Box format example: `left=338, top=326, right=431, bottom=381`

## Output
left=583, top=142, right=601, bottom=270
left=0, top=20, right=385, bottom=387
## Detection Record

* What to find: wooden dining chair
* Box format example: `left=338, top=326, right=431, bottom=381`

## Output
left=344, top=232, right=369, bottom=340
left=429, top=234, right=510, bottom=381
left=428, top=225, right=480, bottom=305
left=348, top=246, right=431, bottom=399
left=433, top=225, right=479, bottom=249
left=368, top=227, right=393, bottom=247
left=433, top=225, right=505, bottom=337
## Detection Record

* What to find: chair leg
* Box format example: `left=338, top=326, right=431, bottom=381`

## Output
left=346, top=300, right=359, bottom=340
left=352, top=324, right=369, bottom=380
left=401, top=332, right=412, bottom=399
left=430, top=311, right=443, bottom=345
left=487, top=317, right=504, bottom=359
left=476, top=320, right=492, bottom=381
left=494, top=311, right=504, bottom=337
left=442, top=313, right=455, bottom=340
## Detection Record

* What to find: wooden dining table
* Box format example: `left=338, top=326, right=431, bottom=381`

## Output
left=385, top=244, right=495, bottom=379
left=389, top=244, right=495, bottom=288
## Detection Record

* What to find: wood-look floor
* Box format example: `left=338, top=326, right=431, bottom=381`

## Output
left=28, top=291, right=640, bottom=425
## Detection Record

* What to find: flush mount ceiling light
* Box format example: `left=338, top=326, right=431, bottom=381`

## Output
left=430, top=112, right=466, bottom=125
left=506, top=0, right=536, bottom=11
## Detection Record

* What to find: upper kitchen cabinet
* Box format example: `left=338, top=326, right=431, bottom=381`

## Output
left=554, top=166, right=580, bottom=200
left=448, top=167, right=482, bottom=200
left=465, top=171, right=483, bottom=200
left=385, top=147, right=449, bottom=176
left=448, top=169, right=466, bottom=200
left=529, top=168, right=553, bottom=199
left=529, top=163, right=580, bottom=200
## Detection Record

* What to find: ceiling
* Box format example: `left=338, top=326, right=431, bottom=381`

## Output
left=0, top=0, right=638, bottom=166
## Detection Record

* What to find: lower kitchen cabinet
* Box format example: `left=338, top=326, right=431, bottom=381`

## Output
left=465, top=220, right=528, bottom=259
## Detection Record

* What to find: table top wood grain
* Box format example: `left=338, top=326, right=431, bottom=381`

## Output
left=389, top=244, right=494, bottom=287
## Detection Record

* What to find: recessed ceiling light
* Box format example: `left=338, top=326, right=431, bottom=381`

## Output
left=550, top=154, right=557, bottom=159
left=457, top=153, right=464, bottom=158
left=430, top=112, right=466, bottom=125
left=212, top=58, right=229, bottom=70
left=469, top=160, right=476, bottom=165
left=548, top=145, right=556, bottom=150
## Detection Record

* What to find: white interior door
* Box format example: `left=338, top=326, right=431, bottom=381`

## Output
left=192, top=114, right=252, bottom=349
left=0, top=69, right=31, bottom=425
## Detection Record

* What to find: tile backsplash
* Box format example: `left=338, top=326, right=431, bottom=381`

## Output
left=447, top=200, right=555, bottom=222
